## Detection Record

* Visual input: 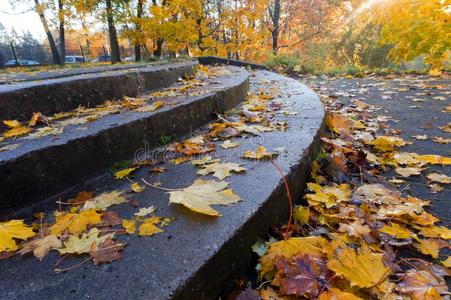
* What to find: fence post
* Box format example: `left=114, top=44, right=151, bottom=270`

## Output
left=10, top=42, right=19, bottom=66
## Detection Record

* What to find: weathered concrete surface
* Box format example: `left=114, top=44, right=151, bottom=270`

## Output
left=0, top=60, right=198, bottom=121
left=0, top=68, right=324, bottom=299
left=0, top=66, right=249, bottom=213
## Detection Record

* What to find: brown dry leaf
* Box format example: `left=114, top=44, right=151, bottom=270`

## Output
left=0, top=220, right=36, bottom=252
left=197, top=161, right=246, bottom=180
left=427, top=173, right=451, bottom=184
left=395, top=166, right=422, bottom=177
left=3, top=125, right=32, bottom=138
left=318, top=288, right=363, bottom=300
left=432, top=136, right=451, bottom=144
left=368, top=136, right=407, bottom=152
left=327, top=245, right=390, bottom=288
left=259, top=236, right=330, bottom=277
left=100, top=211, right=122, bottom=226
left=242, top=146, right=277, bottom=160
left=82, top=191, right=127, bottom=211
left=19, top=234, right=62, bottom=260
left=398, top=269, right=445, bottom=300
left=273, top=254, right=327, bottom=298
left=168, top=179, right=240, bottom=216
left=326, top=114, right=354, bottom=135
left=173, top=137, right=215, bottom=156
left=49, top=209, right=102, bottom=236
left=90, top=237, right=126, bottom=265
left=68, top=191, right=95, bottom=206
left=413, top=238, right=440, bottom=258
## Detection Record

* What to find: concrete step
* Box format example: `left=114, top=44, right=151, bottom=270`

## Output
left=0, top=59, right=324, bottom=300
left=0, top=60, right=198, bottom=120
left=0, top=65, right=249, bottom=213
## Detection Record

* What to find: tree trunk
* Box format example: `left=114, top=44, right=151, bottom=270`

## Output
left=134, top=0, right=143, bottom=61
left=272, top=0, right=281, bottom=54
left=105, top=0, right=121, bottom=63
left=154, top=39, right=164, bottom=57
left=58, top=0, right=65, bottom=66
left=34, top=0, right=60, bottom=65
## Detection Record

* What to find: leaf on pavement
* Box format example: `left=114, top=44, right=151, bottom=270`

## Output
left=138, top=217, right=165, bottom=236
left=367, top=136, right=407, bottom=152
left=50, top=210, right=102, bottom=236
left=0, top=220, right=36, bottom=252
left=427, top=173, right=451, bottom=184
left=28, top=112, right=48, bottom=127
left=89, top=237, right=126, bottom=265
left=318, top=288, right=363, bottom=300
left=122, top=219, right=136, bottom=234
left=395, top=166, right=422, bottom=177
left=3, top=125, right=31, bottom=138
left=59, top=228, right=113, bottom=254
left=326, top=114, right=354, bottom=135
left=134, top=206, right=156, bottom=217
left=242, top=146, right=277, bottom=160
left=413, top=238, right=440, bottom=258
left=82, top=191, right=127, bottom=211
left=168, top=179, right=240, bottom=216
left=221, top=140, right=240, bottom=149
left=397, top=269, right=445, bottom=300
left=305, top=183, right=351, bottom=208
left=134, top=100, right=164, bottom=112
left=3, top=120, right=21, bottom=128
left=418, top=226, right=451, bottom=239
left=379, top=223, right=412, bottom=239
left=19, top=234, right=62, bottom=260
left=327, top=245, right=390, bottom=288
left=338, top=220, right=371, bottom=239
left=130, top=182, right=144, bottom=192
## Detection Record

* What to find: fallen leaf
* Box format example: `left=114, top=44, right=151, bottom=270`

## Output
left=395, top=166, right=422, bottom=177
left=413, top=154, right=451, bottom=165
left=0, top=143, right=20, bottom=152
left=442, top=257, right=451, bottom=268
left=431, top=136, right=451, bottom=144
left=398, top=269, right=445, bottom=299
left=242, top=146, right=277, bottom=160
left=28, top=112, right=48, bottom=127
left=114, top=167, right=137, bottom=179
left=221, top=140, right=240, bottom=149
left=197, top=161, right=246, bottom=180
left=293, top=206, right=310, bottom=225
left=368, top=136, right=407, bottom=152
left=438, top=123, right=451, bottom=133
left=318, top=288, right=363, bottom=300
left=419, top=226, right=451, bottom=239
left=3, top=120, right=21, bottom=128
left=82, top=191, right=127, bottom=211
left=0, top=220, right=36, bottom=252
left=122, top=219, right=136, bottom=234
left=19, top=235, right=62, bottom=260
left=326, top=114, right=354, bottom=135
left=50, top=210, right=102, bottom=235
left=59, top=228, right=113, bottom=254
left=134, top=206, right=156, bottom=217
left=138, top=217, right=164, bottom=236
left=427, top=173, right=451, bottom=184
left=413, top=239, right=440, bottom=258
left=3, top=126, right=31, bottom=138
left=134, top=100, right=164, bottom=112
left=327, top=245, right=390, bottom=288
left=305, top=183, right=351, bottom=208
left=168, top=179, right=241, bottom=216
left=338, top=220, right=371, bottom=239
left=412, top=135, right=427, bottom=140
left=380, top=223, right=412, bottom=239
left=90, top=237, right=125, bottom=265
left=131, top=182, right=144, bottom=193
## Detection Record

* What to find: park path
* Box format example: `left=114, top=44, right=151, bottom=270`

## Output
left=307, top=75, right=450, bottom=226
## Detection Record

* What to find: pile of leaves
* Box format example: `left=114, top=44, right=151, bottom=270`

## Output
left=238, top=91, right=450, bottom=299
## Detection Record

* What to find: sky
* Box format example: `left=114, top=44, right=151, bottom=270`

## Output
left=0, top=2, right=45, bottom=40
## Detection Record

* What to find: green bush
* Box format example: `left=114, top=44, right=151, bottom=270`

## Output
left=266, top=54, right=301, bottom=72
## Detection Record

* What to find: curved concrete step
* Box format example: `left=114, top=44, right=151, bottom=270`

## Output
left=0, top=60, right=198, bottom=121
left=0, top=62, right=324, bottom=300
left=0, top=65, right=249, bottom=212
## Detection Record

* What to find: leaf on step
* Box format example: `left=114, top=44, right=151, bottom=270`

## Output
left=395, top=166, right=422, bottom=177
left=82, top=191, right=127, bottom=211
left=130, top=182, right=144, bottom=193
left=338, top=220, right=371, bottom=239
left=3, top=120, right=21, bottom=128
left=412, top=154, right=451, bottom=165
left=134, top=206, right=156, bottom=217
left=327, top=245, right=390, bottom=288
left=427, top=173, right=451, bottom=184
left=89, top=237, right=126, bottom=265
left=197, top=161, right=246, bottom=180
left=305, top=183, right=351, bottom=208
left=293, top=206, right=310, bottom=225
left=397, top=269, right=445, bottom=300
left=3, top=125, right=31, bottom=138
left=191, top=155, right=220, bottom=166
left=122, top=219, right=136, bottom=234
left=0, top=220, right=36, bottom=252
left=68, top=191, right=95, bottom=206
left=242, top=146, right=277, bottom=160
left=19, top=234, right=62, bottom=260
left=326, top=114, right=354, bottom=135
left=220, top=140, right=240, bottom=149
left=134, top=100, right=164, bottom=112
left=418, top=226, right=451, bottom=239
left=138, top=217, right=165, bottom=236
left=114, top=167, right=137, bottom=179
left=168, top=179, right=240, bottom=216
left=28, top=112, right=48, bottom=127
left=59, top=228, right=113, bottom=254
left=413, top=238, right=440, bottom=258
left=50, top=210, right=102, bottom=235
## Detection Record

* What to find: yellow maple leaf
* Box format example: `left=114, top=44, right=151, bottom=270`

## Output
left=197, top=161, right=246, bottom=180
left=442, top=257, right=451, bottom=268
left=135, top=100, right=164, bottom=112
left=131, top=182, right=144, bottom=193
left=318, top=288, right=363, bottom=300
left=59, top=228, right=113, bottom=254
left=259, top=236, right=330, bottom=277
left=122, top=219, right=136, bottom=234
left=0, top=220, right=36, bottom=252
left=139, top=217, right=164, bottom=236
left=114, top=167, right=137, bottom=179
left=380, top=223, right=412, bottom=239
left=326, top=114, right=354, bottom=135
left=220, top=140, right=240, bottom=149
left=368, top=136, right=407, bottom=152
left=412, top=154, right=451, bottom=165
left=327, top=245, right=390, bottom=288
left=3, top=125, right=32, bottom=138
left=3, top=120, right=21, bottom=128
left=419, top=226, right=451, bottom=239
left=413, top=238, right=440, bottom=258
left=428, top=68, right=442, bottom=77
left=168, top=179, right=240, bottom=216
left=242, top=146, right=277, bottom=160
left=293, top=206, right=310, bottom=225
left=50, top=209, right=102, bottom=235
left=305, top=183, right=351, bottom=208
